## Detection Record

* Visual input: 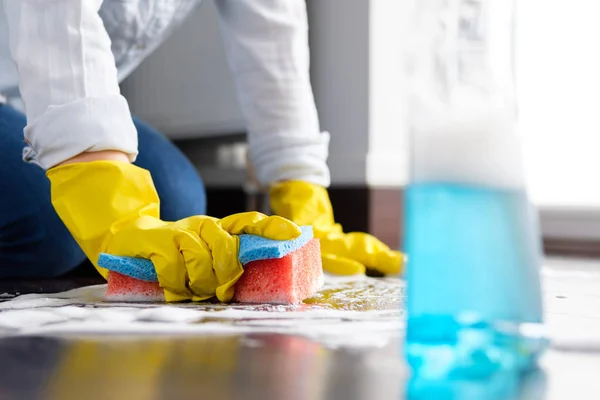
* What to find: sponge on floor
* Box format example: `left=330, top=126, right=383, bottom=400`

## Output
left=105, top=271, right=165, bottom=302
left=233, top=239, right=323, bottom=304
left=101, top=227, right=323, bottom=304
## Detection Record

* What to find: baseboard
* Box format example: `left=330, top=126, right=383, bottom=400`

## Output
left=543, top=239, right=600, bottom=258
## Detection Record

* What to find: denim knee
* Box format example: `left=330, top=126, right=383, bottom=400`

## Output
left=0, top=209, right=86, bottom=278
left=133, top=116, right=207, bottom=220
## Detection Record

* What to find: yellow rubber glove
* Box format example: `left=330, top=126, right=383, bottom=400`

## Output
left=270, top=180, right=404, bottom=276
left=47, top=161, right=301, bottom=302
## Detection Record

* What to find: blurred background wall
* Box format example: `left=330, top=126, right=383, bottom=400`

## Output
left=121, top=0, right=408, bottom=187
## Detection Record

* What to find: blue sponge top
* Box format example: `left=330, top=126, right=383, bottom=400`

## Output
left=238, top=225, right=313, bottom=265
left=98, top=254, right=157, bottom=282
left=98, top=225, right=314, bottom=282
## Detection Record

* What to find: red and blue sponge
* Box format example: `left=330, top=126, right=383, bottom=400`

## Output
left=97, top=226, right=323, bottom=304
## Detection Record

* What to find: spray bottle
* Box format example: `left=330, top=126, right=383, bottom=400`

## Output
left=404, top=0, right=547, bottom=377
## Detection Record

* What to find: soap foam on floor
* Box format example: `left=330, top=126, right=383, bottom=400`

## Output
left=1, top=262, right=600, bottom=351
left=0, top=275, right=404, bottom=349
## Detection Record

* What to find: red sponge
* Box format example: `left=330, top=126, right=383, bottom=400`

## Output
left=105, top=271, right=165, bottom=302
left=233, top=239, right=324, bottom=304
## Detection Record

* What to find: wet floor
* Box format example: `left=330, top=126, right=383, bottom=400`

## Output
left=0, top=258, right=599, bottom=399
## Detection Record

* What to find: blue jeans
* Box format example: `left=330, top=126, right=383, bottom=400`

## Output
left=0, top=104, right=206, bottom=278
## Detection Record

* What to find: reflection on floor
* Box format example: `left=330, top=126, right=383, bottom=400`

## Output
left=0, top=258, right=599, bottom=399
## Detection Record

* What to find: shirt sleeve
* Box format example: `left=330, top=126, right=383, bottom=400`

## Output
left=214, top=0, right=331, bottom=187
left=2, top=0, right=138, bottom=169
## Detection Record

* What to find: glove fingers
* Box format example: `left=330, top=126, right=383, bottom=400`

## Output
left=372, top=249, right=404, bottom=275
left=246, top=215, right=302, bottom=240
left=346, top=233, right=404, bottom=275
left=107, top=223, right=194, bottom=301
left=163, top=216, right=246, bottom=302
left=195, top=219, right=245, bottom=302
left=321, top=253, right=366, bottom=275
left=179, top=233, right=219, bottom=300
left=321, top=232, right=404, bottom=275
left=219, top=211, right=301, bottom=241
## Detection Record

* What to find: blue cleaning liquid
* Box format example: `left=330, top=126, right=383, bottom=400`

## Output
left=404, top=182, right=547, bottom=377
left=407, top=368, right=547, bottom=400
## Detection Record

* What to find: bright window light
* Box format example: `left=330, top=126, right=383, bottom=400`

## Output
left=517, top=0, right=600, bottom=208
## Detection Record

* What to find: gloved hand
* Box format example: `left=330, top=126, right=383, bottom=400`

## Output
left=47, top=161, right=301, bottom=302
left=269, top=181, right=404, bottom=276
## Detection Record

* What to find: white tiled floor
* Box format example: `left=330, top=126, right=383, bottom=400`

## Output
left=538, top=258, right=600, bottom=399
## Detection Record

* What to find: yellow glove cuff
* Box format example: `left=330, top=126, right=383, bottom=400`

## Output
left=47, top=161, right=160, bottom=278
left=269, top=180, right=339, bottom=237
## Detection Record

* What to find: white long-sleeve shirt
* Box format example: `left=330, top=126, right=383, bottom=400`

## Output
left=0, top=0, right=330, bottom=187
